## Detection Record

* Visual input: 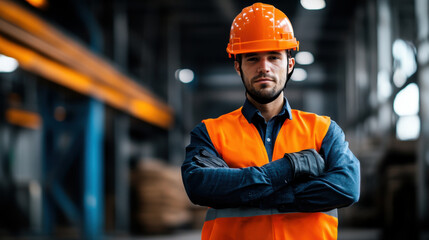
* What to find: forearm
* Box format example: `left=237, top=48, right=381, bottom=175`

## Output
left=182, top=152, right=292, bottom=208
left=260, top=121, right=360, bottom=212
left=259, top=166, right=359, bottom=212
left=292, top=170, right=359, bottom=212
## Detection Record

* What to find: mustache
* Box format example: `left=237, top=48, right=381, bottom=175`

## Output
left=251, top=73, right=276, bottom=82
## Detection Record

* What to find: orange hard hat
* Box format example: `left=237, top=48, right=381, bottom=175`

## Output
left=226, top=3, right=299, bottom=58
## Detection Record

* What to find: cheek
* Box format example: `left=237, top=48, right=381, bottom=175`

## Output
left=242, top=65, right=256, bottom=75
left=275, top=67, right=287, bottom=79
left=241, top=67, right=256, bottom=81
left=240, top=72, right=251, bottom=86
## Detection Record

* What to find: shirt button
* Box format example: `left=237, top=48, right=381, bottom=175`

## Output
left=267, top=138, right=271, bottom=142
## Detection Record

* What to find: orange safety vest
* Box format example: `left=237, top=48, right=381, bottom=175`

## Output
left=202, top=107, right=337, bottom=240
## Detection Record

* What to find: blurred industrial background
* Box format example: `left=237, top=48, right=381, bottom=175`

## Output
left=0, top=0, right=429, bottom=239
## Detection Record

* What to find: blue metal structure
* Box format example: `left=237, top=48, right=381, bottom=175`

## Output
left=83, top=98, right=104, bottom=239
left=40, top=87, right=104, bottom=239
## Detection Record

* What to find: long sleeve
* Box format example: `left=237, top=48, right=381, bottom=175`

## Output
left=293, top=120, right=360, bottom=211
left=181, top=122, right=294, bottom=209
left=260, top=121, right=360, bottom=212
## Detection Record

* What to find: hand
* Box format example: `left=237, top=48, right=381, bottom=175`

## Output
left=284, top=149, right=325, bottom=179
left=192, top=149, right=229, bottom=168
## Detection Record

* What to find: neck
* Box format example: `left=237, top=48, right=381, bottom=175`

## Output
left=247, top=92, right=284, bottom=122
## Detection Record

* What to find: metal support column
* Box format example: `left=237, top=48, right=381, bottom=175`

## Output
left=113, top=0, right=128, bottom=71
left=73, top=1, right=106, bottom=237
left=376, top=0, right=393, bottom=134
left=167, top=15, right=183, bottom=165
left=83, top=98, right=104, bottom=239
left=114, top=113, right=130, bottom=233
left=112, top=0, right=130, bottom=232
left=416, top=0, right=429, bottom=232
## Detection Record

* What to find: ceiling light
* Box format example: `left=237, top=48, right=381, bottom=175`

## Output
left=393, top=83, right=419, bottom=116
left=175, top=69, right=194, bottom=83
left=25, top=0, right=48, bottom=9
left=290, top=68, right=307, bottom=81
left=295, top=51, right=314, bottom=65
left=0, top=54, right=19, bottom=73
left=392, top=39, right=417, bottom=78
left=396, top=115, right=420, bottom=141
left=300, top=0, right=326, bottom=10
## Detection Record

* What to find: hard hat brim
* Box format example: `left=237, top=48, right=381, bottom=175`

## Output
left=226, top=39, right=299, bottom=58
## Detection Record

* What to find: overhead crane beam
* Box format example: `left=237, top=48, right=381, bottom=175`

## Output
left=0, top=0, right=173, bottom=129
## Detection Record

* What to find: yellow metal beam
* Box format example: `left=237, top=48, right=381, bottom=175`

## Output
left=6, top=108, right=42, bottom=130
left=0, top=0, right=173, bottom=129
left=0, top=36, right=173, bottom=129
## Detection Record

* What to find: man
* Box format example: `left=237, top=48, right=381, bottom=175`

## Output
left=181, top=3, right=360, bottom=240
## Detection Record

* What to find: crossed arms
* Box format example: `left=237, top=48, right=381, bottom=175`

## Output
left=181, top=121, right=360, bottom=212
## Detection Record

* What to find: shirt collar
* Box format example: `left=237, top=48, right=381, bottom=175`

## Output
left=241, top=97, right=293, bottom=123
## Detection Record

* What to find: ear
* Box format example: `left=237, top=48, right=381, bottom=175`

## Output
left=288, top=57, right=296, bottom=74
left=234, top=61, right=241, bottom=76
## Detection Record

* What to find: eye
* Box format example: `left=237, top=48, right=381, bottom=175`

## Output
left=269, top=55, right=281, bottom=60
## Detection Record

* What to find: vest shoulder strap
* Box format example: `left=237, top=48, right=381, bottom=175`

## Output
left=272, top=110, right=330, bottom=159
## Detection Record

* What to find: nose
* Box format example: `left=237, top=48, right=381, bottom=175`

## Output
left=257, top=58, right=270, bottom=73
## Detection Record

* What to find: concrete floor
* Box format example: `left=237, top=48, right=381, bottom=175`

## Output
left=107, top=228, right=382, bottom=240
left=11, top=228, right=429, bottom=240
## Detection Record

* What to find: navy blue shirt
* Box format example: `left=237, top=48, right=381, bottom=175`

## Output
left=182, top=98, right=360, bottom=212
left=241, top=98, right=291, bottom=162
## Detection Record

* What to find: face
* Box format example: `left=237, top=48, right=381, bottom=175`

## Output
left=235, top=50, right=295, bottom=104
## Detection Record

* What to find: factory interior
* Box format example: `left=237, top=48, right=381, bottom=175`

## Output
left=1, top=0, right=429, bottom=239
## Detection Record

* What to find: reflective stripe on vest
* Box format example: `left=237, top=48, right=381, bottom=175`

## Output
left=205, top=208, right=338, bottom=221
left=202, top=108, right=336, bottom=240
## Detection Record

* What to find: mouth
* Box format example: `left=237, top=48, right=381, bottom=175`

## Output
left=254, top=77, right=274, bottom=84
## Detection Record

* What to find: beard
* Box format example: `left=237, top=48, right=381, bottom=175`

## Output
left=241, top=72, right=285, bottom=104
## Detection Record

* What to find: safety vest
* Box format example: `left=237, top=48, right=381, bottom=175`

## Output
left=202, top=107, right=337, bottom=240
